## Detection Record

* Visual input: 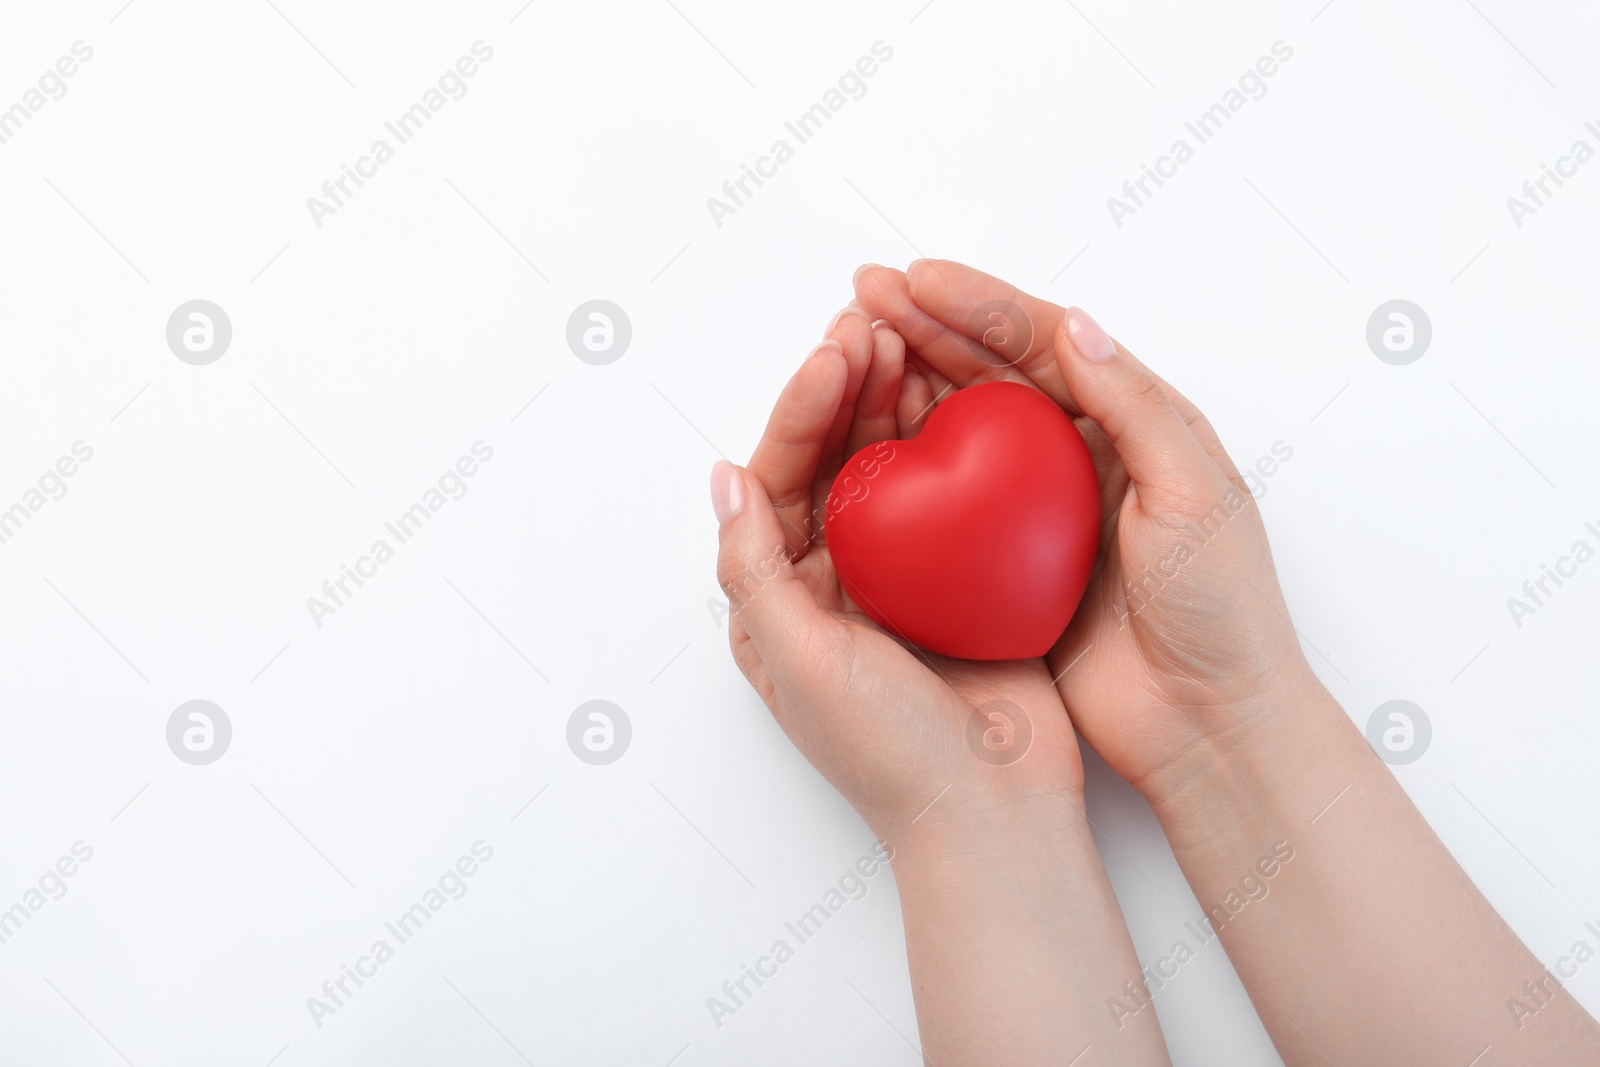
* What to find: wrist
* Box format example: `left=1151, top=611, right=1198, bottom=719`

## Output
left=880, top=766, right=1175, bottom=1065
left=858, top=729, right=1088, bottom=859
left=1143, top=672, right=1368, bottom=851
left=879, top=782, right=1090, bottom=887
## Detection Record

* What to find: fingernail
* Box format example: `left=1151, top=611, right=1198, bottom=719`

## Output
left=807, top=338, right=843, bottom=363
left=870, top=318, right=891, bottom=330
left=1066, top=308, right=1117, bottom=363
left=852, top=263, right=882, bottom=285
left=907, top=258, right=929, bottom=279
left=824, top=306, right=868, bottom=337
left=710, top=461, right=744, bottom=525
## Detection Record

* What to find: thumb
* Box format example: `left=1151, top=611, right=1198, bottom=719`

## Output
left=712, top=461, right=840, bottom=677
left=1053, top=308, right=1227, bottom=514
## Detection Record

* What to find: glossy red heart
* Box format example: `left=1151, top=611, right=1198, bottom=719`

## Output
left=825, top=381, right=1100, bottom=661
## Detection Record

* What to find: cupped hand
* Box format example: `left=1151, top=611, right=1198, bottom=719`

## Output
left=853, top=260, right=1322, bottom=803
left=713, top=308, right=1086, bottom=839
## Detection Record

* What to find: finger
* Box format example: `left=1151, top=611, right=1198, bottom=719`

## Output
left=746, top=342, right=849, bottom=558
left=845, top=321, right=905, bottom=456
left=896, top=363, right=934, bottom=439
left=853, top=265, right=1035, bottom=391
left=899, top=259, right=1244, bottom=484
left=1053, top=309, right=1231, bottom=516
left=1143, top=376, right=1248, bottom=492
left=713, top=461, right=844, bottom=687
left=909, top=353, right=957, bottom=409
left=726, top=609, right=776, bottom=706
left=817, top=309, right=876, bottom=481
left=900, top=258, right=1077, bottom=408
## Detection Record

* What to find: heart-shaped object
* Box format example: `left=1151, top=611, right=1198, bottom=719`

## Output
left=826, top=381, right=1101, bottom=660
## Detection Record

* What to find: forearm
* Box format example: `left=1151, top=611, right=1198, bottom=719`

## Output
left=1147, top=677, right=1600, bottom=1066
left=889, top=796, right=1172, bottom=1066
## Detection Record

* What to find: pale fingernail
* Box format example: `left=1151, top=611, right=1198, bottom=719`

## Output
left=907, top=258, right=929, bottom=278
left=806, top=339, right=843, bottom=363
left=710, top=461, right=745, bottom=525
left=870, top=318, right=891, bottom=330
left=1066, top=308, right=1117, bottom=363
left=852, top=263, right=882, bottom=285
left=824, top=306, right=868, bottom=337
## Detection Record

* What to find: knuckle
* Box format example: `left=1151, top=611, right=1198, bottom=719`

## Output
left=767, top=485, right=812, bottom=515
left=715, top=550, right=746, bottom=607
left=853, top=267, right=900, bottom=314
left=1125, top=370, right=1170, bottom=410
left=718, top=539, right=791, bottom=617
left=1154, top=475, right=1255, bottom=531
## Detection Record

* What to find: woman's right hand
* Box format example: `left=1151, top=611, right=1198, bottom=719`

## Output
left=854, top=259, right=1326, bottom=805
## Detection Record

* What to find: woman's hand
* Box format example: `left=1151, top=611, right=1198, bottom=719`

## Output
left=853, top=259, right=1322, bottom=805
left=713, top=307, right=1085, bottom=840
left=855, top=260, right=1600, bottom=1067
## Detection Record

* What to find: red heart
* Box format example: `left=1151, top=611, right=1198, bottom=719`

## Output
left=825, top=381, right=1101, bottom=661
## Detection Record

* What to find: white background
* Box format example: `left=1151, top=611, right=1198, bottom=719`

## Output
left=1, top=0, right=1597, bottom=1064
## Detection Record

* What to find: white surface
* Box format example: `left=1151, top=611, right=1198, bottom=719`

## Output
left=1, top=1, right=1597, bottom=1064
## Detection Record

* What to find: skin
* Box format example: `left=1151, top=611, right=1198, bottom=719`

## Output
left=845, top=259, right=1600, bottom=1066
left=713, top=310, right=1172, bottom=1065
